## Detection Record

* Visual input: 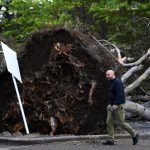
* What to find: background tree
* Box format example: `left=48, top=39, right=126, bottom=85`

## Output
left=0, top=0, right=149, bottom=53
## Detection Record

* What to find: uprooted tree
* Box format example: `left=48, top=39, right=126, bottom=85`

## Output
left=0, top=28, right=123, bottom=135
left=0, top=28, right=149, bottom=135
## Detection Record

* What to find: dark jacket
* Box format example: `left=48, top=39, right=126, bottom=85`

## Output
left=108, top=77, right=125, bottom=105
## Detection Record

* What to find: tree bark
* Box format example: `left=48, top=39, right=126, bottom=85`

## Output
left=119, top=49, right=150, bottom=67
left=121, top=65, right=143, bottom=83
left=125, top=67, right=150, bottom=95
left=125, top=100, right=150, bottom=120
left=126, top=95, right=150, bottom=102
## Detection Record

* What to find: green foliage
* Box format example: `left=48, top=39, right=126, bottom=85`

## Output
left=88, top=0, right=150, bottom=58
left=0, top=0, right=77, bottom=40
left=0, top=0, right=149, bottom=58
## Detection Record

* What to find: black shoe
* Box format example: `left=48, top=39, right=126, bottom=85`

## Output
left=132, top=133, right=139, bottom=145
left=102, top=140, right=114, bottom=145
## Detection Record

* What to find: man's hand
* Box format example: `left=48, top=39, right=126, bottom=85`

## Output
left=112, top=105, right=118, bottom=110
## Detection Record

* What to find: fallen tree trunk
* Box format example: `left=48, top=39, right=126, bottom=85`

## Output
left=125, top=67, right=150, bottom=95
left=92, top=38, right=150, bottom=120
left=121, top=65, right=143, bottom=83
left=125, top=100, right=150, bottom=120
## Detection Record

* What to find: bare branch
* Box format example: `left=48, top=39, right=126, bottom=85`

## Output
left=125, top=57, right=135, bottom=63
left=119, top=57, right=135, bottom=64
left=121, top=65, right=143, bottom=83
left=126, top=95, right=150, bottom=102
left=125, top=67, right=150, bottom=95
left=136, top=17, right=150, bottom=26
left=98, top=39, right=122, bottom=60
left=91, top=35, right=107, bottom=50
left=139, top=86, right=150, bottom=96
left=119, top=49, right=150, bottom=67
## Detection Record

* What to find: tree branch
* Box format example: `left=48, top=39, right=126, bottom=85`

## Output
left=121, top=65, right=143, bottom=83
left=139, top=86, right=150, bottom=96
left=125, top=100, right=150, bottom=120
left=98, top=39, right=122, bottom=60
left=125, top=67, right=150, bottom=95
left=126, top=95, right=150, bottom=102
left=125, top=57, right=135, bottom=63
left=119, top=49, right=150, bottom=67
left=136, top=17, right=150, bottom=26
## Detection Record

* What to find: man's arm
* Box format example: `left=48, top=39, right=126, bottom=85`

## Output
left=112, top=80, right=125, bottom=109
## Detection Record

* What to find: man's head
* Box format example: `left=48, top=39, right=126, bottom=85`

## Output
left=106, top=70, right=116, bottom=80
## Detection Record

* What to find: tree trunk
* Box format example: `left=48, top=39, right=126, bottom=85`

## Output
left=125, top=67, right=150, bottom=95
left=125, top=100, right=150, bottom=120
left=121, top=65, right=143, bottom=83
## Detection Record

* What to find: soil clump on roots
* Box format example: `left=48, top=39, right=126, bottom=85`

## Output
left=0, top=28, right=122, bottom=135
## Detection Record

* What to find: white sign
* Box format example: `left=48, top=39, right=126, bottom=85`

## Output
left=1, top=42, right=22, bottom=83
left=0, top=41, right=29, bottom=134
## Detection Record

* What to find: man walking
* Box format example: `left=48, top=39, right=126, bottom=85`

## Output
left=102, top=70, right=139, bottom=145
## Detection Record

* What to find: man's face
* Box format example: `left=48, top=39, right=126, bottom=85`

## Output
left=106, top=71, right=115, bottom=80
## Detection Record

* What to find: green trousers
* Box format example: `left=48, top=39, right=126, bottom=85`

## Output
left=106, top=104, right=136, bottom=141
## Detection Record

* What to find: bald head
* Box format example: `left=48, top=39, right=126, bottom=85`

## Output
left=106, top=70, right=116, bottom=80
